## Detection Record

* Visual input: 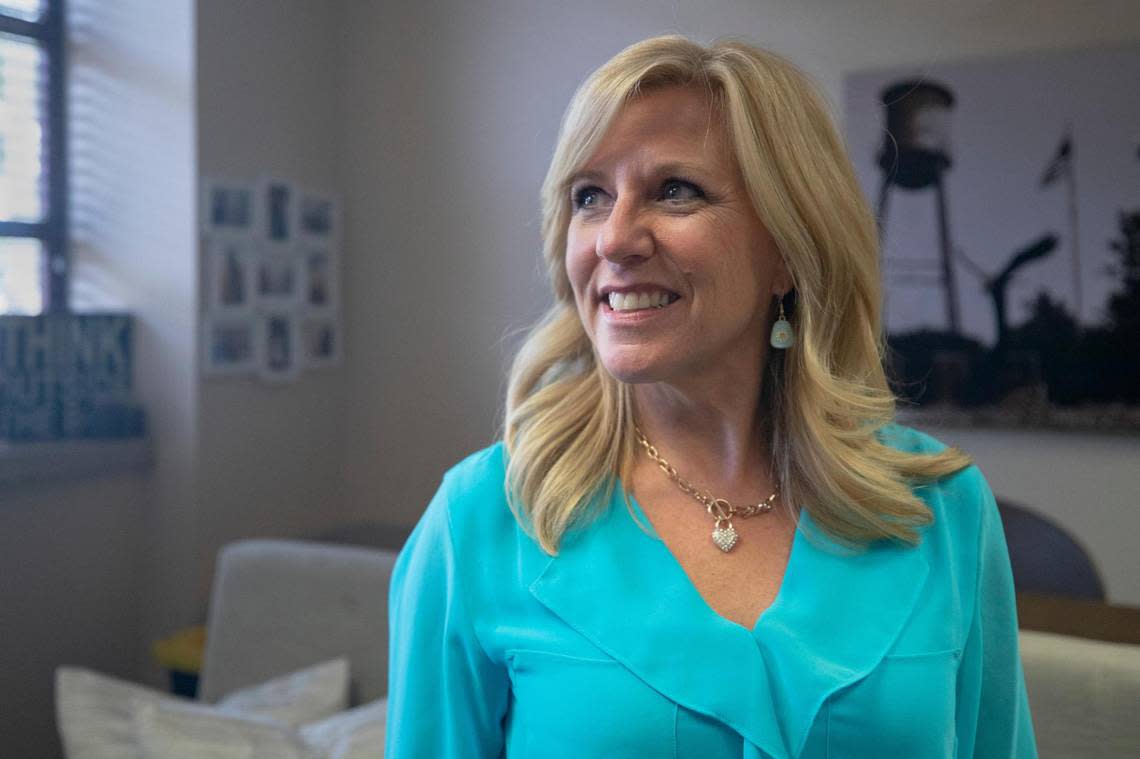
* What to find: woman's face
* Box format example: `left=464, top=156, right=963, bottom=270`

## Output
left=565, top=85, right=790, bottom=385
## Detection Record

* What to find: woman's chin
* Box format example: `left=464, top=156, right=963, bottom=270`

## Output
left=597, top=354, right=673, bottom=385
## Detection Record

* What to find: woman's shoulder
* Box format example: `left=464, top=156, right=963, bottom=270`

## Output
left=426, top=440, right=527, bottom=553
left=877, top=422, right=995, bottom=541
left=439, top=440, right=509, bottom=498
left=876, top=421, right=948, bottom=455
left=403, top=441, right=547, bottom=603
left=878, top=421, right=988, bottom=488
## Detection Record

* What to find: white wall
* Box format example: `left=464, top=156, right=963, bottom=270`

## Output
left=337, top=0, right=1140, bottom=603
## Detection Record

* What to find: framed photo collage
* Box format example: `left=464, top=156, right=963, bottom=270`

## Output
left=199, top=177, right=343, bottom=382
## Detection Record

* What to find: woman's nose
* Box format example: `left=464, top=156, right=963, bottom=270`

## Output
left=596, top=198, right=653, bottom=265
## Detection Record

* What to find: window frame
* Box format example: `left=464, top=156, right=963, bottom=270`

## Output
left=0, top=0, right=68, bottom=313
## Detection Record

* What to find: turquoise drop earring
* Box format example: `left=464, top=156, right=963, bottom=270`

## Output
left=769, top=296, right=795, bottom=349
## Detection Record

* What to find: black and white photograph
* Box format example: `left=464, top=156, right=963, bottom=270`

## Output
left=254, top=250, right=300, bottom=308
left=300, top=246, right=338, bottom=312
left=207, top=238, right=255, bottom=314
left=200, top=178, right=255, bottom=236
left=297, top=189, right=340, bottom=243
left=257, top=309, right=301, bottom=383
left=844, top=43, right=1140, bottom=429
left=201, top=314, right=256, bottom=377
left=254, top=176, right=297, bottom=248
left=301, top=314, right=342, bottom=369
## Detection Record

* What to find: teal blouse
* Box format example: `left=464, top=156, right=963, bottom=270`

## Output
left=385, top=426, right=1037, bottom=757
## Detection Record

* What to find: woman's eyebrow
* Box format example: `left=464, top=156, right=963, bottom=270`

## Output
left=568, top=162, right=710, bottom=187
left=567, top=169, right=605, bottom=187
left=652, top=161, right=708, bottom=177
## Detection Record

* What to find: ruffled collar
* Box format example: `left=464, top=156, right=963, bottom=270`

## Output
left=528, top=487, right=929, bottom=759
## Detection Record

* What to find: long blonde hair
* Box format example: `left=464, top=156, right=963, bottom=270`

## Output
left=505, top=35, right=968, bottom=555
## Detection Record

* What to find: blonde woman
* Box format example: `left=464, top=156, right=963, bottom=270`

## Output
left=385, top=36, right=1036, bottom=758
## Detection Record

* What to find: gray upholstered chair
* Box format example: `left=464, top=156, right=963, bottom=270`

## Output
left=197, top=539, right=399, bottom=707
left=1020, top=630, right=1140, bottom=757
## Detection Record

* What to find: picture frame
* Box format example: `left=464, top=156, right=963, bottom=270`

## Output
left=256, top=309, right=302, bottom=383
left=297, top=188, right=341, bottom=244
left=299, top=244, right=339, bottom=312
left=200, top=178, right=256, bottom=237
left=207, top=238, right=256, bottom=314
left=254, top=249, right=301, bottom=308
left=199, top=176, right=347, bottom=382
left=254, top=176, right=298, bottom=250
left=201, top=314, right=257, bottom=377
left=300, top=314, right=343, bottom=369
left=843, top=44, right=1140, bottom=429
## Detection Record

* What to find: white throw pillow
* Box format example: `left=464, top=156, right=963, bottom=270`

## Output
left=130, top=692, right=392, bottom=752
left=216, top=658, right=348, bottom=727
left=56, top=658, right=350, bottom=759
left=299, top=698, right=388, bottom=759
left=133, top=700, right=314, bottom=759
left=55, top=668, right=171, bottom=759
left=131, top=696, right=389, bottom=759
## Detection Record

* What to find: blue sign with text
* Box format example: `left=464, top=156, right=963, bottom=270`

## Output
left=0, top=314, right=147, bottom=441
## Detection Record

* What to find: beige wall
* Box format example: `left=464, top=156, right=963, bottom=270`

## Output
left=337, top=0, right=1140, bottom=603
left=194, top=0, right=351, bottom=614
left=0, top=473, right=149, bottom=758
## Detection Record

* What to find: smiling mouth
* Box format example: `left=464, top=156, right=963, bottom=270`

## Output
left=603, top=290, right=681, bottom=312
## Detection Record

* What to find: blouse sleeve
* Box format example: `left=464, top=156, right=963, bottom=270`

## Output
left=384, top=478, right=510, bottom=758
left=955, top=476, right=1038, bottom=758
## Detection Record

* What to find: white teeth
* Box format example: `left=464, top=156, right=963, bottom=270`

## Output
left=606, top=290, right=675, bottom=312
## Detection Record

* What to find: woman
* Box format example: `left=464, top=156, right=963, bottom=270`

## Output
left=385, top=36, right=1036, bottom=758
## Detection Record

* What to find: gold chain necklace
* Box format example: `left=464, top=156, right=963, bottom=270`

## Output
left=634, top=426, right=777, bottom=553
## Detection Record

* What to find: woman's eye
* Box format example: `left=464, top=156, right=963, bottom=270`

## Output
left=572, top=186, right=604, bottom=210
left=662, top=179, right=704, bottom=202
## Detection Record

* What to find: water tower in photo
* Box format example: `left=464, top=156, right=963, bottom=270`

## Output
left=875, top=80, right=960, bottom=335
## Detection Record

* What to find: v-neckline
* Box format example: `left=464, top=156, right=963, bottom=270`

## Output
left=527, top=457, right=932, bottom=758
left=622, top=481, right=806, bottom=637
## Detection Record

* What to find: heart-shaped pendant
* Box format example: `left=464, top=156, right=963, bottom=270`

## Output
left=711, top=520, right=739, bottom=552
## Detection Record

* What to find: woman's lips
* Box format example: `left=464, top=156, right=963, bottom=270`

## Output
left=599, top=296, right=680, bottom=323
